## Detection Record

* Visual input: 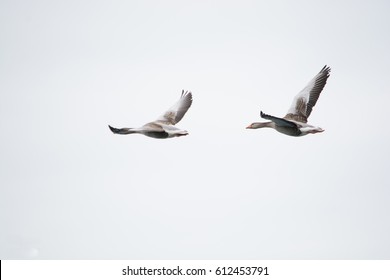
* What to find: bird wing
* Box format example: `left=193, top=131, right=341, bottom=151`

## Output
left=142, top=122, right=165, bottom=132
left=284, top=65, right=331, bottom=123
left=108, top=125, right=135, bottom=134
left=156, top=90, right=193, bottom=125
left=261, top=111, right=297, bottom=128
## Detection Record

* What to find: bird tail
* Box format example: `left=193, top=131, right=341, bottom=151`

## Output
left=108, top=125, right=136, bottom=135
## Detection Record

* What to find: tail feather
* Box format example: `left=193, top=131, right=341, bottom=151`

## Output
left=108, top=125, right=135, bottom=135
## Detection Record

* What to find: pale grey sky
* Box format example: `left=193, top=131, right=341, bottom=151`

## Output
left=1, top=0, right=390, bottom=259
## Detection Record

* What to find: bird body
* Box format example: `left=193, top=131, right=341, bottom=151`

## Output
left=247, top=65, right=331, bottom=137
left=109, top=90, right=192, bottom=139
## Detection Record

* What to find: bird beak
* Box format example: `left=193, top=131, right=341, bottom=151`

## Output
left=246, top=124, right=252, bottom=129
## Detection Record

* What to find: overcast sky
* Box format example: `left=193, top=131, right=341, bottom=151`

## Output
left=1, top=0, right=390, bottom=259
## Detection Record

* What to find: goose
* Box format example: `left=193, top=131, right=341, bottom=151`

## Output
left=246, top=65, right=331, bottom=137
left=109, top=90, right=192, bottom=139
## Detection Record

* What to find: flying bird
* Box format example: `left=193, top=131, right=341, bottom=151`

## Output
left=109, top=90, right=193, bottom=139
left=246, top=65, right=331, bottom=136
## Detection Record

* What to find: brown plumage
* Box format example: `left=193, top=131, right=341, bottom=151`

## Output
left=247, top=66, right=331, bottom=137
left=109, top=90, right=193, bottom=139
